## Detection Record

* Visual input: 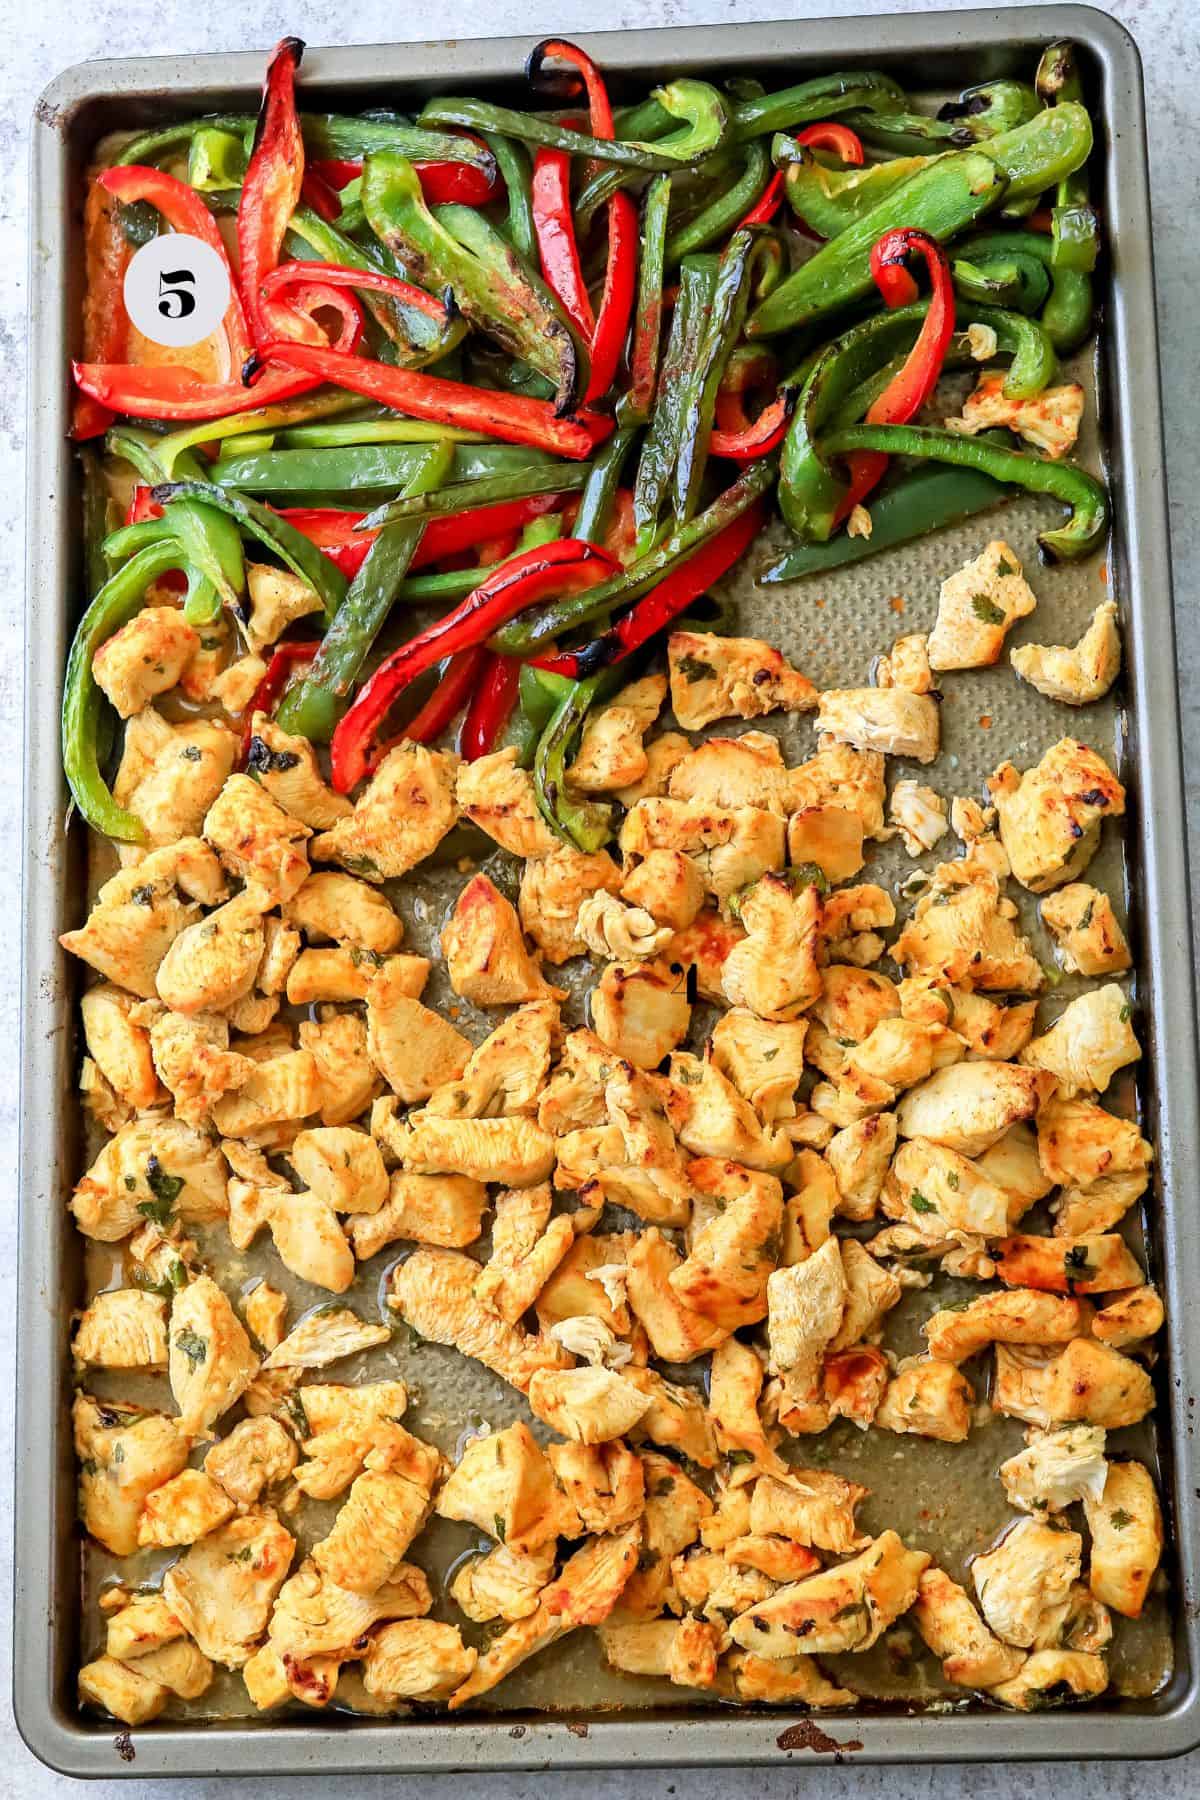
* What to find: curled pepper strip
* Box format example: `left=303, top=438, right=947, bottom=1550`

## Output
left=239, top=640, right=321, bottom=764
left=330, top=537, right=618, bottom=791
left=527, top=39, right=616, bottom=136
left=73, top=357, right=322, bottom=422
left=238, top=37, right=313, bottom=350
left=261, top=260, right=454, bottom=332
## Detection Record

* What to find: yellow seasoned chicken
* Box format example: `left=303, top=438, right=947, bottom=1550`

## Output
left=442, top=873, right=563, bottom=1005
left=947, top=374, right=1083, bottom=458
left=389, top=1248, right=570, bottom=1393
left=568, top=674, right=666, bottom=792
left=168, top=1275, right=260, bottom=1437
left=912, top=1568, right=1024, bottom=1687
left=518, top=846, right=622, bottom=962
left=667, top=630, right=816, bottom=730
left=74, top=1289, right=168, bottom=1369
left=1084, top=1459, right=1163, bottom=1618
left=722, top=875, right=821, bottom=1021
left=729, top=1530, right=929, bottom=1658
left=1040, top=882, right=1131, bottom=976
left=455, top=746, right=559, bottom=859
left=203, top=773, right=311, bottom=904
left=114, top=711, right=238, bottom=847
left=74, top=1395, right=190, bottom=1556
left=244, top=714, right=353, bottom=830
left=312, top=742, right=458, bottom=880
left=1011, top=600, right=1121, bottom=705
left=242, top=563, right=323, bottom=652
left=987, top=738, right=1125, bottom=893
left=667, top=732, right=791, bottom=813
left=1020, top=983, right=1140, bottom=1096
left=620, top=796, right=786, bottom=902
left=814, top=689, right=940, bottom=763
left=972, top=1516, right=1082, bottom=1649
left=163, top=1514, right=295, bottom=1666
left=927, top=540, right=1038, bottom=671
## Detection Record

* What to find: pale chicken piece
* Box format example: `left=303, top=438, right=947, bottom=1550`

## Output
left=114, top=712, right=239, bottom=848
left=203, top=773, right=311, bottom=905
left=999, top=1424, right=1108, bottom=1515
left=518, top=846, right=622, bottom=963
left=284, top=871, right=404, bottom=954
left=722, top=875, right=821, bottom=1022
left=815, top=688, right=940, bottom=764
left=989, top=1648, right=1108, bottom=1711
left=749, top=1470, right=868, bottom=1554
left=670, top=1055, right=790, bottom=1171
left=611, top=1455, right=711, bottom=1621
left=993, top=1231, right=1143, bottom=1296
left=253, top=1186, right=355, bottom=1294
left=401, top=1114, right=556, bottom=1187
left=210, top=1048, right=321, bottom=1138
left=61, top=847, right=217, bottom=1000
left=1093, top=1285, right=1164, bottom=1348
left=455, top=746, right=559, bottom=859
left=667, top=630, right=817, bottom=731
left=946, top=990, right=1039, bottom=1063
left=826, top=1114, right=899, bottom=1222
left=137, top=1467, right=237, bottom=1547
left=442, top=873, right=563, bottom=1006
left=703, top=1337, right=782, bottom=1478
left=291, top=1126, right=388, bottom=1214
left=927, top=539, right=1038, bottom=671
left=240, top=1645, right=292, bottom=1712
left=79, top=1057, right=132, bottom=1133
left=876, top=632, right=933, bottom=694
left=287, top=945, right=410, bottom=1006
left=262, top=1307, right=391, bottom=1372
left=1037, top=1091, right=1152, bottom=1191
left=889, top=781, right=949, bottom=856
left=350, top=1171, right=488, bottom=1258
left=700, top=1483, right=752, bottom=1553
left=896, top=1063, right=1054, bottom=1157
left=163, top=1513, right=296, bottom=1666
left=110, top=1637, right=210, bottom=1704
left=1021, top=984, right=1140, bottom=1097
left=244, top=714, right=353, bottom=830
left=786, top=803, right=867, bottom=884
left=313, top=742, right=459, bottom=881
left=1085, top=1460, right=1163, bottom=1618
left=426, top=1001, right=557, bottom=1122
left=169, top=1275, right=259, bottom=1437
left=892, top=865, right=1043, bottom=993
left=1041, top=882, right=1130, bottom=978
left=267, top=1559, right=431, bottom=1675
left=205, top=1416, right=297, bottom=1505
left=73, top=1288, right=168, bottom=1371
left=300, top=1009, right=382, bottom=1128
left=667, top=1165, right=781, bottom=1330
left=671, top=1549, right=776, bottom=1623
left=912, top=1568, right=1025, bottom=1687
left=473, top=1184, right=574, bottom=1322
left=80, top=985, right=161, bottom=1111
left=93, top=605, right=199, bottom=717
left=577, top=890, right=674, bottom=961
left=884, top=1138, right=1010, bottom=1241
left=988, top=739, right=1125, bottom=893
left=710, top=1010, right=807, bottom=1124
left=256, top=918, right=301, bottom=999
left=875, top=1359, right=974, bottom=1442
left=78, top=1656, right=169, bottom=1726
left=614, top=731, right=693, bottom=807
left=620, top=796, right=786, bottom=903
left=538, top=1030, right=617, bottom=1134
left=626, top=1228, right=729, bottom=1361
left=993, top=1337, right=1155, bottom=1430
left=973, top=1517, right=1082, bottom=1648
left=361, top=1620, right=477, bottom=1701
left=451, top=1542, right=557, bottom=1624
left=765, top=1237, right=847, bottom=1429
left=1012, top=600, right=1121, bottom=705
left=71, top=1113, right=228, bottom=1242
left=243, top=1281, right=288, bottom=1353
left=620, top=1369, right=719, bottom=1470
left=591, top=956, right=690, bottom=1069
left=436, top=1421, right=560, bottom=1552
left=389, top=1248, right=570, bottom=1393
left=947, top=373, right=1084, bottom=458
left=105, top=1593, right=186, bottom=1662
left=786, top=742, right=888, bottom=840
left=568, top=674, right=666, bottom=792
left=155, top=887, right=271, bottom=1017
left=667, top=732, right=792, bottom=813
left=601, top=1618, right=723, bottom=1688
left=721, top=1650, right=855, bottom=1709
left=209, top=650, right=266, bottom=716
left=312, top=1437, right=442, bottom=1596
left=365, top=968, right=471, bottom=1105
left=528, top=1365, right=652, bottom=1444
left=74, top=1395, right=190, bottom=1555
left=447, top=1523, right=641, bottom=1710
left=548, top=1440, right=644, bottom=1535
left=535, top=1232, right=635, bottom=1336
left=666, top=908, right=747, bottom=1003
left=828, top=1239, right=902, bottom=1348
left=291, top=1382, right=412, bottom=1497
left=925, top=1290, right=1089, bottom=1364
left=729, top=1531, right=929, bottom=1658
left=243, top=563, right=323, bottom=653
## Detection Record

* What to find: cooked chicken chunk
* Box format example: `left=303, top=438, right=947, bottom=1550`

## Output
left=61, top=843, right=217, bottom=999
left=973, top=1517, right=1082, bottom=1648
left=723, top=875, right=821, bottom=1021
left=667, top=631, right=816, bottom=730
left=670, top=1056, right=790, bottom=1171
left=826, top=1115, right=899, bottom=1222
left=993, top=1230, right=1142, bottom=1296
left=626, top=1228, right=728, bottom=1361
left=163, top=1513, right=295, bottom=1666
left=78, top=1656, right=170, bottom=1725
left=928, top=540, right=1038, bottom=671
left=94, top=605, right=199, bottom=717
left=786, top=803, right=867, bottom=884
left=284, top=871, right=403, bottom=954
left=105, top=1592, right=186, bottom=1662
left=528, top=1366, right=652, bottom=1444
left=114, top=712, right=238, bottom=847
left=993, top=1337, right=1154, bottom=1430
left=473, top=1184, right=573, bottom=1320
left=401, top=1114, right=555, bottom=1187
left=260, top=1307, right=391, bottom=1372
left=815, top=689, right=940, bottom=763
left=291, top=1382, right=412, bottom=1495
left=611, top=1455, right=710, bottom=1620
left=876, top=632, right=933, bottom=694
left=896, top=1063, right=1054, bottom=1157
left=312, top=1433, right=442, bottom=1596
left=1084, top=1459, right=1163, bottom=1618
left=290, top=1126, right=387, bottom=1215
left=1041, top=883, right=1131, bottom=976
left=362, top=1620, right=477, bottom=1701
left=242, top=563, right=323, bottom=653
left=988, top=1648, right=1108, bottom=1711
left=925, top=1290, right=1088, bottom=1364
left=205, top=1416, right=297, bottom=1505
left=600, top=1618, right=723, bottom=1688
left=155, top=887, right=271, bottom=1016
left=591, top=957, right=690, bottom=1069
left=366, top=963, right=471, bottom=1104
left=137, top=1467, right=236, bottom=1547
left=615, top=731, right=693, bottom=807
left=947, top=374, right=1084, bottom=459
left=451, top=1542, right=557, bottom=1624
left=578, top=890, right=674, bottom=961
left=787, top=743, right=888, bottom=841
left=80, top=984, right=161, bottom=1111
left=455, top=746, right=559, bottom=859
left=518, top=846, right=622, bottom=963
left=1037, top=1091, right=1152, bottom=1192
left=999, top=1424, right=1108, bottom=1515
left=1092, top=1285, right=1164, bottom=1348
left=710, top=1010, right=807, bottom=1124
left=568, top=674, right=666, bottom=792
left=765, top=1238, right=847, bottom=1430
left=300, top=1009, right=382, bottom=1127
left=351, top=1171, right=488, bottom=1259
left=829, top=1238, right=901, bottom=1347
left=210, top=1048, right=321, bottom=1138
left=74, top=1395, right=190, bottom=1555
left=203, top=773, right=310, bottom=904
left=720, top=1650, right=854, bottom=1709
left=729, top=1530, right=929, bottom=1658
left=912, top=1568, right=1025, bottom=1687
left=621, top=796, right=786, bottom=902
left=245, top=714, right=352, bottom=830
left=312, top=742, right=458, bottom=881
left=988, top=739, right=1124, bottom=893
left=875, top=1358, right=973, bottom=1442
left=669, top=1163, right=783, bottom=1328
left=1020, top=984, right=1140, bottom=1096
left=892, top=862, right=1042, bottom=993
left=1011, top=600, right=1121, bottom=705
left=443, top=873, right=562, bottom=1005
left=169, top=1275, right=260, bottom=1437
left=623, top=1369, right=718, bottom=1468
left=749, top=1471, right=867, bottom=1554
left=884, top=1138, right=1011, bottom=1238
left=74, top=1289, right=168, bottom=1369
left=667, top=732, right=791, bottom=813
left=71, top=1114, right=228, bottom=1241
left=889, top=781, right=949, bottom=856
left=389, top=1248, right=569, bottom=1393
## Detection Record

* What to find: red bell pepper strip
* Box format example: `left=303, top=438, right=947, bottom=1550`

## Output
left=311, top=154, right=498, bottom=207
left=72, top=358, right=323, bottom=422
left=311, top=158, right=362, bottom=191
left=238, top=638, right=320, bottom=763
left=238, top=38, right=322, bottom=350
left=533, top=148, right=596, bottom=340
left=739, top=171, right=786, bottom=229
left=125, top=485, right=162, bottom=526
left=99, top=164, right=254, bottom=373
left=586, top=188, right=638, bottom=402
left=259, top=340, right=612, bottom=459
left=261, top=260, right=455, bottom=330
left=745, top=122, right=864, bottom=233
left=331, top=537, right=617, bottom=790
left=402, top=647, right=488, bottom=744
left=526, top=39, right=616, bottom=136
left=531, top=502, right=765, bottom=680
left=462, top=654, right=521, bottom=759
left=709, top=394, right=791, bottom=458
left=264, top=279, right=364, bottom=354
left=300, top=165, right=343, bottom=223
left=277, top=492, right=570, bottom=579
left=73, top=178, right=132, bottom=439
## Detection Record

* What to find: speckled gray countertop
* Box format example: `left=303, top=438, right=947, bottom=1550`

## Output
left=3, top=0, right=1198, bottom=1792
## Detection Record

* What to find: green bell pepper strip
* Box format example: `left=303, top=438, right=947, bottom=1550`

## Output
left=275, top=442, right=454, bottom=741
left=779, top=145, right=934, bottom=239
left=847, top=85, right=1038, bottom=155
left=617, top=175, right=671, bottom=429
left=361, top=153, right=582, bottom=414
left=575, top=428, right=636, bottom=546
left=977, top=101, right=1092, bottom=202
left=954, top=228, right=1092, bottom=353
left=484, top=132, right=537, bottom=262
left=946, top=306, right=1057, bottom=399
left=62, top=539, right=188, bottom=841
left=300, top=112, right=497, bottom=176
left=533, top=673, right=615, bottom=851
left=952, top=252, right=1050, bottom=315
left=153, top=392, right=363, bottom=476
left=494, top=455, right=776, bottom=656
left=664, top=139, right=771, bottom=264
left=748, top=149, right=1007, bottom=337
left=762, top=458, right=1012, bottom=583
left=287, top=202, right=469, bottom=366
left=110, top=114, right=253, bottom=167
left=361, top=462, right=590, bottom=530
left=102, top=517, right=182, bottom=562
left=418, top=79, right=730, bottom=171
left=840, top=109, right=975, bottom=156
left=149, top=480, right=348, bottom=619
left=816, top=422, right=1108, bottom=561
left=187, top=126, right=249, bottom=190
left=276, top=418, right=487, bottom=449
left=107, top=426, right=245, bottom=622
left=572, top=120, right=676, bottom=236
left=210, top=442, right=551, bottom=496
left=631, top=254, right=719, bottom=555
left=1037, top=41, right=1101, bottom=326
left=81, top=448, right=115, bottom=599
left=673, top=228, right=764, bottom=523
left=938, top=79, right=1040, bottom=137
left=728, top=70, right=905, bottom=141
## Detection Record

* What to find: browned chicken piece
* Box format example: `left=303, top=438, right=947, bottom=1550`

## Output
left=988, top=1649, right=1108, bottom=1711
left=999, top=1424, right=1108, bottom=1516
left=74, top=1395, right=190, bottom=1556
left=78, top=1657, right=170, bottom=1726
left=1092, top=1285, right=1164, bottom=1348
left=288, top=947, right=413, bottom=1008
left=547, top=1440, right=645, bottom=1534
left=669, top=1164, right=782, bottom=1331
left=939, top=990, right=1039, bottom=1063
left=536, top=1232, right=634, bottom=1336
left=427, top=1000, right=557, bottom=1121
left=600, top=1618, right=723, bottom=1689
left=892, top=863, right=1042, bottom=994
left=972, top=1516, right=1082, bottom=1648
left=61, top=842, right=223, bottom=999
left=80, top=985, right=162, bottom=1111
left=136, top=1467, right=236, bottom=1547
left=442, top=873, right=564, bottom=1006
left=826, top=1114, right=899, bottom=1222
left=163, top=1513, right=296, bottom=1666
left=787, top=802, right=867, bottom=884
left=289, top=1126, right=387, bottom=1215
left=300, top=1009, right=382, bottom=1127
left=518, top=846, right=623, bottom=963
left=786, top=742, right=888, bottom=840
left=667, top=908, right=747, bottom=1003
left=729, top=1530, right=929, bottom=1657
left=291, top=1382, right=412, bottom=1497
left=667, top=630, right=817, bottom=730
left=242, top=564, right=323, bottom=653
left=781, top=1151, right=840, bottom=1265
left=987, top=739, right=1125, bottom=893
left=723, top=875, right=822, bottom=1021
left=615, top=731, right=693, bottom=807
left=823, top=1345, right=891, bottom=1429
left=813, top=964, right=899, bottom=1042
left=72, top=1112, right=228, bottom=1241
left=626, top=1228, right=729, bottom=1361
left=474, top=1184, right=574, bottom=1322
left=203, top=773, right=311, bottom=905
left=401, top=1115, right=556, bottom=1187
left=447, top=1523, right=641, bottom=1709
left=450, top=1542, right=557, bottom=1625
left=591, top=957, right=691, bottom=1069
left=611, top=1454, right=711, bottom=1621
left=1012, top=601, right=1121, bottom=705
left=528, top=1366, right=653, bottom=1444
left=889, top=781, right=949, bottom=857
left=312, top=742, right=459, bottom=881
left=912, top=1567, right=1025, bottom=1687
left=667, top=732, right=792, bottom=813
left=947, top=374, right=1084, bottom=458
left=1037, top=1091, right=1152, bottom=1191
left=709, top=1010, right=807, bottom=1124
left=105, top=1592, right=186, bottom=1662
left=724, top=1535, right=821, bottom=1581
left=720, top=1650, right=855, bottom=1709
left=351, top=1170, right=488, bottom=1259
left=455, top=746, right=559, bottom=859
left=365, top=962, right=471, bottom=1103
left=536, top=1029, right=615, bottom=1134
left=169, top=1275, right=260, bottom=1437
left=620, top=796, right=786, bottom=902
left=829, top=1239, right=902, bottom=1347
left=1041, top=883, right=1131, bottom=976
left=876, top=632, right=933, bottom=694
left=924, top=1289, right=1089, bottom=1363
left=875, top=1359, right=974, bottom=1443
left=362, top=1620, right=477, bottom=1701
left=577, top=890, right=674, bottom=961
left=749, top=1470, right=868, bottom=1554
left=265, top=1559, right=431, bottom=1692
left=927, top=539, right=1038, bottom=671
left=73, top=1289, right=168, bottom=1370
left=114, top=712, right=239, bottom=847
left=765, top=1238, right=847, bottom=1431
left=669, top=1055, right=790, bottom=1172
left=210, top=1048, right=322, bottom=1138
left=993, top=1231, right=1143, bottom=1296
left=815, top=688, right=940, bottom=764
left=244, top=714, right=353, bottom=830
left=237, top=1184, right=354, bottom=1294
left=155, top=887, right=272, bottom=1016
left=204, top=1416, right=296, bottom=1505
left=285, top=870, right=404, bottom=953
left=896, top=1063, right=1055, bottom=1157
left=816, top=882, right=897, bottom=970
left=1084, top=1459, right=1163, bottom=1618
left=1020, top=984, right=1140, bottom=1097
left=312, top=1432, right=442, bottom=1596
left=993, top=1337, right=1154, bottom=1430
left=625, top=1367, right=719, bottom=1469
left=670, top=1549, right=776, bottom=1623
left=208, top=648, right=265, bottom=715
left=568, top=674, right=666, bottom=792
left=389, top=1248, right=570, bottom=1393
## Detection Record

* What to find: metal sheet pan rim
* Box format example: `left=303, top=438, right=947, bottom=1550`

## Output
left=17, top=3, right=1200, bottom=1775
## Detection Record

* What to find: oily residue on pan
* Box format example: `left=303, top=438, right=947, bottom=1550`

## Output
left=776, top=1719, right=863, bottom=1757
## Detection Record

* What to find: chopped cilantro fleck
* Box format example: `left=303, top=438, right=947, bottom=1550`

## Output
left=971, top=595, right=1006, bottom=626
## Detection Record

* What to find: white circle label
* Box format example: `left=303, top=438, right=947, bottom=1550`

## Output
left=123, top=234, right=231, bottom=348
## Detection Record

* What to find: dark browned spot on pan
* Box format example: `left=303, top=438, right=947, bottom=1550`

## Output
left=776, top=1720, right=862, bottom=1758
